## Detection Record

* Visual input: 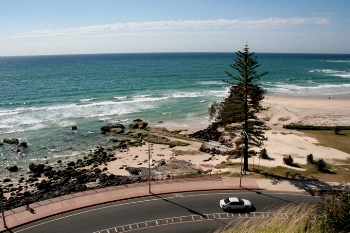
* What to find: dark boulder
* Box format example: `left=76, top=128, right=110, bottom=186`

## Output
left=18, top=142, right=28, bottom=148
left=3, top=138, right=19, bottom=145
left=36, top=179, right=51, bottom=191
left=125, top=167, right=142, bottom=175
left=7, top=165, right=18, bottom=172
left=129, top=121, right=148, bottom=129
left=190, top=123, right=222, bottom=141
left=199, top=144, right=211, bottom=153
left=29, top=163, right=45, bottom=174
left=158, top=159, right=166, bottom=166
left=101, top=123, right=125, bottom=134
left=43, top=165, right=53, bottom=172
left=67, top=161, right=75, bottom=167
left=133, top=119, right=143, bottom=122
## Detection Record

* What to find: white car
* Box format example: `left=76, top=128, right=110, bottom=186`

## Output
left=219, top=197, right=252, bottom=211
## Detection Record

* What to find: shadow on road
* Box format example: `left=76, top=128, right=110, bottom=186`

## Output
left=243, top=187, right=302, bottom=204
left=151, top=193, right=229, bottom=226
left=223, top=206, right=256, bottom=213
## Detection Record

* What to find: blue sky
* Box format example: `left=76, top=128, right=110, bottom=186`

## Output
left=1, top=0, right=350, bottom=56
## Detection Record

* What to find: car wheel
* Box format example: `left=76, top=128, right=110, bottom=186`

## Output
left=226, top=207, right=231, bottom=211
left=244, top=206, right=250, bottom=211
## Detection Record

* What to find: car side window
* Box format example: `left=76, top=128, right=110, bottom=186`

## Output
left=230, top=202, right=239, bottom=205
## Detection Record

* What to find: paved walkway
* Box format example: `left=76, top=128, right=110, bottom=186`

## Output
left=0, top=177, right=349, bottom=232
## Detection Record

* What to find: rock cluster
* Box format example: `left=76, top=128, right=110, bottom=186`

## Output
left=0, top=119, right=209, bottom=210
left=1, top=146, right=142, bottom=210
left=189, top=122, right=222, bottom=141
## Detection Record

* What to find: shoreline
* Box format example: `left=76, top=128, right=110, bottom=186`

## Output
left=1, top=94, right=350, bottom=206
left=2, top=94, right=350, bottom=179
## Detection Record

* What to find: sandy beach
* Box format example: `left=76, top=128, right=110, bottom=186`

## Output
left=106, top=95, right=350, bottom=175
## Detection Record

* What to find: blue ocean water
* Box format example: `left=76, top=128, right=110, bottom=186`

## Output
left=1, top=52, right=350, bottom=176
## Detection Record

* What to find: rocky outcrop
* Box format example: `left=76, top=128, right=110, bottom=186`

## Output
left=3, top=138, right=19, bottom=145
left=7, top=165, right=18, bottom=172
left=101, top=123, right=125, bottom=134
left=18, top=142, right=28, bottom=148
left=129, top=119, right=148, bottom=129
left=190, top=122, right=222, bottom=141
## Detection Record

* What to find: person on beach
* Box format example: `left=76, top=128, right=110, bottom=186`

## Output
left=23, top=198, right=30, bottom=210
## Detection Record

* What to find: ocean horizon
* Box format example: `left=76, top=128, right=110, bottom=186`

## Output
left=1, top=52, right=350, bottom=177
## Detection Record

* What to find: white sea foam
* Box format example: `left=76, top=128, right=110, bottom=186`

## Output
left=198, top=81, right=223, bottom=85
left=0, top=110, right=21, bottom=117
left=112, top=119, right=129, bottom=123
left=132, top=96, right=169, bottom=102
left=209, top=90, right=227, bottom=98
left=114, top=96, right=127, bottom=100
left=98, top=117, right=112, bottom=122
left=310, top=69, right=350, bottom=77
left=310, top=69, right=339, bottom=74
left=170, top=92, right=203, bottom=98
left=334, top=73, right=350, bottom=78
left=79, top=98, right=94, bottom=102
left=267, top=83, right=350, bottom=95
left=0, top=99, right=158, bottom=134
left=57, top=120, right=76, bottom=127
left=325, top=60, right=350, bottom=63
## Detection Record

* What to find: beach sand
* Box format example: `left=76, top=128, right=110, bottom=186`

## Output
left=106, top=95, right=350, bottom=176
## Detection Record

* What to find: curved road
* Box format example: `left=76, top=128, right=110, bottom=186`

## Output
left=10, top=190, right=319, bottom=233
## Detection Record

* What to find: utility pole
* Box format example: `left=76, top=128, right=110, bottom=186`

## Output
left=148, top=135, right=153, bottom=193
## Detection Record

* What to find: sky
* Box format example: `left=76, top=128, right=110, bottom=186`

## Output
left=1, top=0, right=350, bottom=56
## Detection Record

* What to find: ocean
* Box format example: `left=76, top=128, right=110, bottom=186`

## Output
left=1, top=52, right=350, bottom=177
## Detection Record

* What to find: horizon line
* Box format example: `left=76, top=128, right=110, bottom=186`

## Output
left=2, top=51, right=350, bottom=58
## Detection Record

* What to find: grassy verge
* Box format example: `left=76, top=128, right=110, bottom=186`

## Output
left=254, top=163, right=350, bottom=182
left=215, top=204, right=321, bottom=233
left=215, top=161, right=350, bottom=183
left=300, top=130, right=350, bottom=154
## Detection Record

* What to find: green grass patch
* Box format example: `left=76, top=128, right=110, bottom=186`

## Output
left=214, top=162, right=238, bottom=169
left=172, top=171, right=231, bottom=179
left=251, top=162, right=350, bottom=183
left=300, top=130, right=350, bottom=154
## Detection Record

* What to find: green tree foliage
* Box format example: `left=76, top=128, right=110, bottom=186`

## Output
left=209, top=45, right=269, bottom=171
left=259, top=148, right=268, bottom=159
left=307, top=153, right=314, bottom=164
left=316, top=158, right=327, bottom=171
left=283, top=155, right=294, bottom=165
left=316, top=191, right=350, bottom=233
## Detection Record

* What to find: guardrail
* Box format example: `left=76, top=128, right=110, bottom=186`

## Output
left=94, top=212, right=290, bottom=233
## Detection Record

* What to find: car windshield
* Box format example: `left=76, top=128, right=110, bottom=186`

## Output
left=223, top=198, right=230, bottom=204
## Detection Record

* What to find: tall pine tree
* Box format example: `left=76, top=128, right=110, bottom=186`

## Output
left=210, top=45, right=269, bottom=171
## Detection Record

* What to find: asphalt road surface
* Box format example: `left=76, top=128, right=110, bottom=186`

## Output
left=9, top=190, right=320, bottom=233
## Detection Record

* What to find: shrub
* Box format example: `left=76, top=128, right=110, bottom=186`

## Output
left=283, top=155, right=294, bottom=165
left=316, top=158, right=326, bottom=171
left=259, top=148, right=268, bottom=159
left=334, top=126, right=341, bottom=135
left=315, top=190, right=350, bottom=233
left=307, top=153, right=314, bottom=164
